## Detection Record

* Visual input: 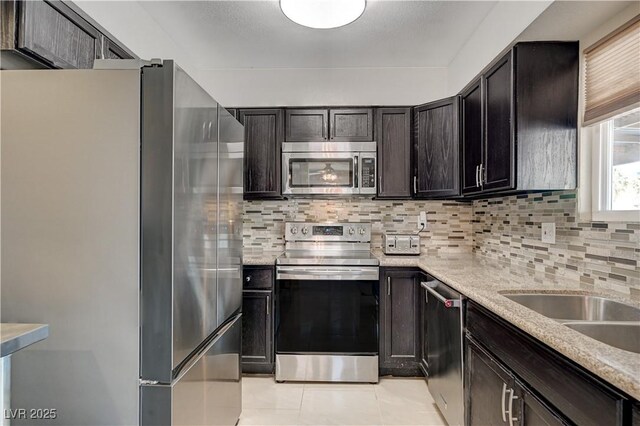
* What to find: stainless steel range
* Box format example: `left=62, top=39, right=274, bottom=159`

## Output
left=275, top=222, right=380, bottom=383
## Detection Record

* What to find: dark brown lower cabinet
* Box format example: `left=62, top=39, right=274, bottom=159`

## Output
left=379, top=268, right=420, bottom=376
left=466, top=336, right=566, bottom=426
left=466, top=337, right=519, bottom=425
left=466, top=301, right=631, bottom=426
left=241, top=266, right=274, bottom=374
left=241, top=291, right=273, bottom=374
left=521, top=386, right=567, bottom=426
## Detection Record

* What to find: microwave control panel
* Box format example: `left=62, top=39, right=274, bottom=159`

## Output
left=361, top=158, right=376, bottom=188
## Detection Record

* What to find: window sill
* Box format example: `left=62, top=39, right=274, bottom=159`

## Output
left=591, top=210, right=640, bottom=223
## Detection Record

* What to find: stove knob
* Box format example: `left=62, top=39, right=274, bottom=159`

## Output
left=302, top=227, right=308, bottom=235
left=348, top=227, right=355, bottom=235
left=290, top=226, right=298, bottom=235
left=359, top=228, right=366, bottom=235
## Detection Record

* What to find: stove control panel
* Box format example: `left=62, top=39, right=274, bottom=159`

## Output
left=285, top=222, right=371, bottom=242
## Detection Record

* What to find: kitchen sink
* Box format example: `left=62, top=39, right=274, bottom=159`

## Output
left=502, top=293, right=640, bottom=322
left=564, top=322, right=640, bottom=354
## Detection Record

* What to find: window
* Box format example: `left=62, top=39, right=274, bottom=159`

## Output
left=583, top=14, right=640, bottom=222
left=592, top=108, right=640, bottom=220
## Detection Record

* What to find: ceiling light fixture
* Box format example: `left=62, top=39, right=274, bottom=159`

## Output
left=280, top=0, right=366, bottom=30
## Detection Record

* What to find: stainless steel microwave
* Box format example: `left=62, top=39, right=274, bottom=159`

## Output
left=282, top=142, right=376, bottom=196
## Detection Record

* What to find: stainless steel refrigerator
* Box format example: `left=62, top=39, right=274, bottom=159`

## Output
left=1, top=60, right=244, bottom=425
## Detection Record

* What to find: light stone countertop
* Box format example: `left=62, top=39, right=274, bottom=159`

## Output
left=1, top=323, right=49, bottom=357
left=242, top=249, right=283, bottom=266
left=372, top=249, right=640, bottom=400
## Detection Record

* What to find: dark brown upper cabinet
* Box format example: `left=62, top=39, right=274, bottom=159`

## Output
left=330, top=108, right=373, bottom=141
left=285, top=107, right=373, bottom=142
left=100, top=36, right=134, bottom=60
left=413, top=97, right=460, bottom=199
left=376, top=107, right=412, bottom=199
left=483, top=52, right=514, bottom=192
left=285, top=109, right=328, bottom=141
left=461, top=79, right=484, bottom=195
left=1, top=0, right=133, bottom=69
left=6, top=0, right=100, bottom=69
left=238, top=109, right=284, bottom=200
left=461, top=41, right=578, bottom=196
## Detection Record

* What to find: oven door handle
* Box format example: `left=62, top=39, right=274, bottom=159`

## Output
left=277, top=266, right=379, bottom=281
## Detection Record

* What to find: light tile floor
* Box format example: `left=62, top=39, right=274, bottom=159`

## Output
left=239, top=376, right=447, bottom=426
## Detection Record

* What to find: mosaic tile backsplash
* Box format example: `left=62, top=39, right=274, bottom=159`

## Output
left=243, top=199, right=474, bottom=254
left=472, top=191, right=640, bottom=298
left=243, top=190, right=639, bottom=298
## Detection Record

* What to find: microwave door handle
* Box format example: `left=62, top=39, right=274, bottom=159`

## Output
left=354, top=155, right=359, bottom=190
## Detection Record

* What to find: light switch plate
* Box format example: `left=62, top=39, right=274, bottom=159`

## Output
left=419, top=211, right=427, bottom=230
left=541, top=222, right=556, bottom=244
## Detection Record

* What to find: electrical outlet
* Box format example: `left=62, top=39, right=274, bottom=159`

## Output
left=541, top=223, right=556, bottom=244
left=419, top=211, right=427, bottom=230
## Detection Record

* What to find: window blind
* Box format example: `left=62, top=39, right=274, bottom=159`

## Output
left=584, top=14, right=640, bottom=126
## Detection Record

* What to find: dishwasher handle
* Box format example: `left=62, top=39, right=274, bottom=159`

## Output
left=420, top=281, right=461, bottom=308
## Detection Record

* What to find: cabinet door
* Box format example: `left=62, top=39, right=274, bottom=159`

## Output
left=18, top=0, right=100, bottom=69
left=380, top=269, right=419, bottom=373
left=330, top=108, right=373, bottom=142
left=414, top=97, right=460, bottom=198
left=101, top=36, right=133, bottom=60
left=520, top=384, right=567, bottom=426
left=376, top=107, right=412, bottom=199
left=466, top=337, right=520, bottom=426
left=461, top=79, right=483, bottom=195
left=285, top=109, right=328, bottom=141
left=482, top=51, right=515, bottom=192
left=241, top=290, right=273, bottom=372
left=239, top=109, right=283, bottom=200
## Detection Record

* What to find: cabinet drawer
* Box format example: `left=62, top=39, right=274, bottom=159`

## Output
left=467, top=302, right=626, bottom=426
left=243, top=266, right=274, bottom=290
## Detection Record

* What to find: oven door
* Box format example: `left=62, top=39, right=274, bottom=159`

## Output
left=275, top=266, right=379, bottom=355
left=282, top=152, right=359, bottom=195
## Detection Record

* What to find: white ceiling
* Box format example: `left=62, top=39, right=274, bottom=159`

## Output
left=138, top=0, right=498, bottom=69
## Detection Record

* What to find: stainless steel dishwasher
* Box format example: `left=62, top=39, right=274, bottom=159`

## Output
left=421, top=276, right=466, bottom=426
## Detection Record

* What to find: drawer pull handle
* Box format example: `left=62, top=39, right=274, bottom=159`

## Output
left=507, top=388, right=518, bottom=426
left=501, top=383, right=507, bottom=423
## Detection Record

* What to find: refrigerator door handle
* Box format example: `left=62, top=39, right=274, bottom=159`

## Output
left=171, top=315, right=241, bottom=383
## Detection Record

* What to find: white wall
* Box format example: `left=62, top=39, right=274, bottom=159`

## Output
left=446, top=1, right=552, bottom=95
left=74, top=0, right=632, bottom=110
left=196, top=67, right=448, bottom=107
left=73, top=1, right=200, bottom=80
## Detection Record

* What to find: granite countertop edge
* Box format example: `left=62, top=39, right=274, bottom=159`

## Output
left=373, top=250, right=640, bottom=400
left=1, top=323, right=49, bottom=357
left=242, top=250, right=283, bottom=266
